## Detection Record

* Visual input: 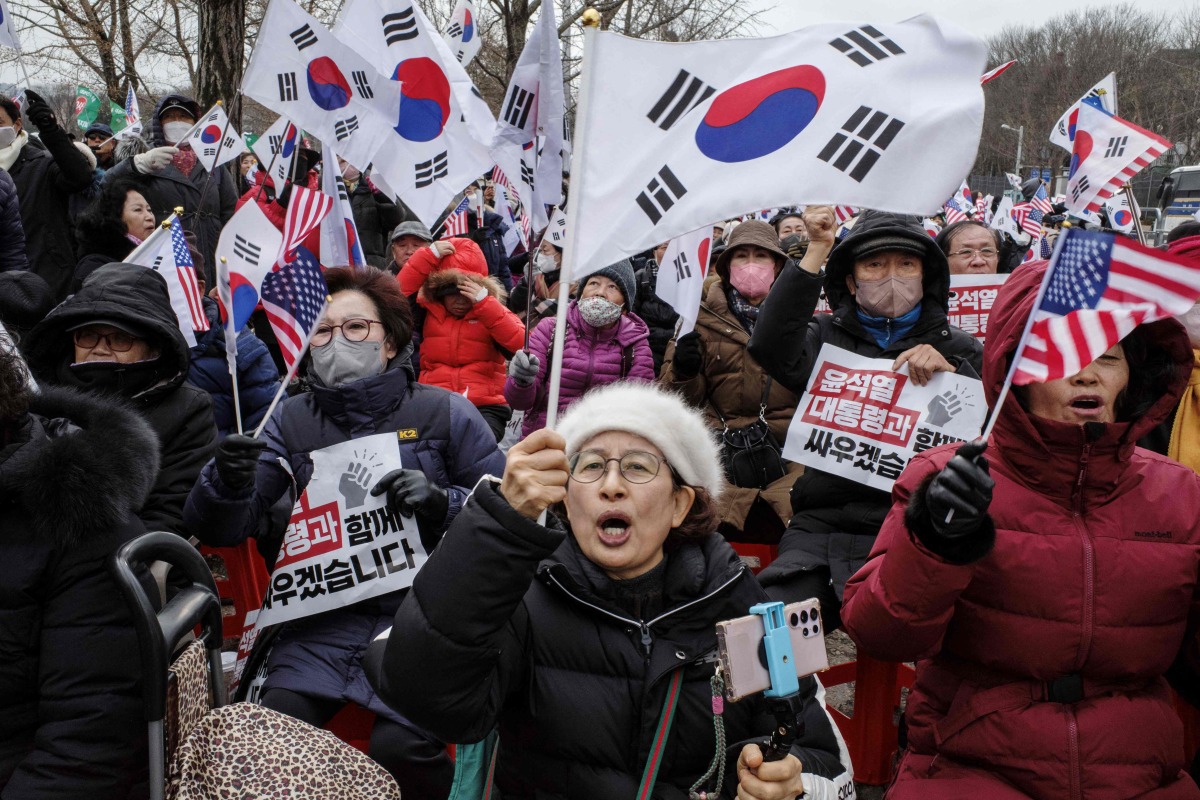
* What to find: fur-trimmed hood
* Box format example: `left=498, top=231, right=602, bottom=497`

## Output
left=0, top=386, right=159, bottom=544
left=419, top=267, right=508, bottom=308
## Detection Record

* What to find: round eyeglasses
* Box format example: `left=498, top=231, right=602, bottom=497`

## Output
left=568, top=450, right=668, bottom=484
left=311, top=318, right=382, bottom=348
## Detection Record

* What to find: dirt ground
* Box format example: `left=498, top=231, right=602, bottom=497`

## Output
left=825, top=629, right=889, bottom=800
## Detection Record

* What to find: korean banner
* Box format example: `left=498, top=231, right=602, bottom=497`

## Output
left=946, top=273, right=1008, bottom=341
left=782, top=344, right=987, bottom=492
left=256, top=432, right=429, bottom=629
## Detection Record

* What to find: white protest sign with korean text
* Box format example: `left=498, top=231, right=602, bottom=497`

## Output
left=256, top=432, right=428, bottom=628
left=946, top=273, right=1008, bottom=341
left=782, top=344, right=986, bottom=492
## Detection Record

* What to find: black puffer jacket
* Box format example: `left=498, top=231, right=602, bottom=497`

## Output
left=24, top=264, right=217, bottom=535
left=747, top=211, right=983, bottom=598
left=4, top=127, right=94, bottom=298
left=635, top=261, right=679, bottom=374
left=348, top=178, right=402, bottom=268
left=370, top=482, right=853, bottom=800
left=104, top=94, right=237, bottom=287
left=0, top=387, right=157, bottom=799
left=0, top=168, right=28, bottom=273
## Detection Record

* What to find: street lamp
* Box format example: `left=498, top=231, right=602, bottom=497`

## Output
left=1001, top=123, right=1025, bottom=177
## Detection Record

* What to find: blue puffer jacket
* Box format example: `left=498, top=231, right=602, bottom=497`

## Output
left=187, top=297, right=281, bottom=437
left=0, top=169, right=29, bottom=272
left=183, top=363, right=505, bottom=720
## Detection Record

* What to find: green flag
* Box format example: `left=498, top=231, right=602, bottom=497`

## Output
left=110, top=99, right=127, bottom=133
left=75, top=86, right=100, bottom=130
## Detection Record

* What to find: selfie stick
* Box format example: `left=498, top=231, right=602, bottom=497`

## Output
left=749, top=601, right=807, bottom=762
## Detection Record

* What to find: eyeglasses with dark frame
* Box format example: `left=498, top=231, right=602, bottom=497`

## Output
left=73, top=328, right=141, bottom=352
left=311, top=318, right=383, bottom=348
left=568, top=450, right=670, bottom=484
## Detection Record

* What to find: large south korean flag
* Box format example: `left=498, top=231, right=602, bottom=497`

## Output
left=572, top=15, right=987, bottom=273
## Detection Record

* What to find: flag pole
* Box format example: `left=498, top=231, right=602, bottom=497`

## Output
left=251, top=108, right=286, bottom=206
left=1123, top=184, right=1146, bottom=247
left=195, top=100, right=236, bottom=218
left=125, top=213, right=176, bottom=263
left=252, top=300, right=327, bottom=439
left=543, top=8, right=600, bottom=433
left=216, top=256, right=245, bottom=435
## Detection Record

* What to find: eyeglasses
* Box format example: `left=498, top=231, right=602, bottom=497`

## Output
left=569, top=451, right=667, bottom=484
left=949, top=247, right=998, bottom=260
left=311, top=319, right=382, bottom=348
left=73, top=328, right=141, bottom=352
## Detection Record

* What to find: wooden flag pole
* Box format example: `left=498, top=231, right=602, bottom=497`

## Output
left=543, top=8, right=600, bottom=434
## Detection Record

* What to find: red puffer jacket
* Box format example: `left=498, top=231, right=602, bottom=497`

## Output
left=417, top=268, right=526, bottom=407
left=398, top=237, right=486, bottom=296
left=843, top=261, right=1200, bottom=800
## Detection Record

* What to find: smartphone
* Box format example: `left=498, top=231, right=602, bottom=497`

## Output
left=715, top=599, right=829, bottom=702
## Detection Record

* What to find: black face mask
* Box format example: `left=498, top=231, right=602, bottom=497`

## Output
left=780, top=234, right=808, bottom=259
left=62, top=358, right=165, bottom=398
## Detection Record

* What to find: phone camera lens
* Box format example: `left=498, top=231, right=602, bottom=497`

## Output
left=790, top=612, right=801, bottom=627
left=800, top=609, right=809, bottom=623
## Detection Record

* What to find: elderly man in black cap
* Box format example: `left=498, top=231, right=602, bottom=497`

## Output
left=386, top=220, right=434, bottom=275
left=83, top=122, right=117, bottom=171
left=746, top=206, right=983, bottom=633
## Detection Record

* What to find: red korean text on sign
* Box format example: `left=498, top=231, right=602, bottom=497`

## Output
left=275, top=492, right=342, bottom=570
left=802, top=363, right=920, bottom=448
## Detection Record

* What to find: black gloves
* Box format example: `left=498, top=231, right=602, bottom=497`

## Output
left=371, top=469, right=449, bottom=526
left=215, top=433, right=268, bottom=492
left=907, top=440, right=996, bottom=564
left=23, top=90, right=58, bottom=133
left=670, top=332, right=703, bottom=380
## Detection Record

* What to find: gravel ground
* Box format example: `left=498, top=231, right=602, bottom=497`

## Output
left=825, top=629, right=889, bottom=800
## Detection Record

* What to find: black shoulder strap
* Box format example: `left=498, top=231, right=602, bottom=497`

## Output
left=620, top=343, right=634, bottom=379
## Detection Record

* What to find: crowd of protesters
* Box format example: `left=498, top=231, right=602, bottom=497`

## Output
left=0, top=86, right=1198, bottom=800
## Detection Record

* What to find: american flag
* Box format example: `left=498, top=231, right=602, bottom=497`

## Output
left=1030, top=183, right=1054, bottom=216
left=1012, top=227, right=1200, bottom=384
left=1011, top=202, right=1044, bottom=237
left=944, top=204, right=967, bottom=224
left=974, top=195, right=989, bottom=219
left=170, top=219, right=209, bottom=332
left=833, top=205, right=857, bottom=224
left=980, top=59, right=1017, bottom=85
left=441, top=196, right=472, bottom=238
left=260, top=245, right=328, bottom=371
left=279, top=186, right=333, bottom=265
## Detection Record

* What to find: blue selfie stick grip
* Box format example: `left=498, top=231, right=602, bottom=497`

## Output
left=749, top=601, right=799, bottom=698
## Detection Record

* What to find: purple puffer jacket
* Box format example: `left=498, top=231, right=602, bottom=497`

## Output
left=504, top=300, right=655, bottom=436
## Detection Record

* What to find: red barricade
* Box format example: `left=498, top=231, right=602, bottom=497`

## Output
left=822, top=655, right=915, bottom=785
left=200, top=540, right=270, bottom=645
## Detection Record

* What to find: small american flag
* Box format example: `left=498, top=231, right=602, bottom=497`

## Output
left=833, top=205, right=857, bottom=224
left=441, top=196, right=472, bottom=238
left=170, top=219, right=209, bottom=332
left=980, top=59, right=1017, bottom=85
left=1013, top=227, right=1200, bottom=384
left=1030, top=184, right=1054, bottom=216
left=943, top=204, right=967, bottom=225
left=1011, top=202, right=1043, bottom=237
left=279, top=186, right=333, bottom=265
left=260, top=245, right=328, bottom=371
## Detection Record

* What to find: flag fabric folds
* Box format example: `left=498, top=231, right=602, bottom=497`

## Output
left=216, top=202, right=284, bottom=332
left=1064, top=97, right=1171, bottom=218
left=279, top=185, right=333, bottom=265
left=980, top=59, right=1016, bottom=84
left=1012, top=227, right=1200, bottom=384
left=251, top=116, right=301, bottom=189
left=441, top=196, right=472, bottom=237
left=318, top=141, right=367, bottom=268
left=1050, top=72, right=1117, bottom=152
left=180, top=103, right=244, bottom=173
left=571, top=14, right=987, bottom=274
left=333, top=0, right=495, bottom=228
left=261, top=245, right=328, bottom=371
left=0, top=0, right=21, bottom=50
left=126, top=217, right=210, bottom=346
left=654, top=226, right=713, bottom=336
left=491, top=2, right=566, bottom=232
left=443, top=0, right=481, bottom=66
left=75, top=86, right=100, bottom=130
left=114, top=86, right=143, bottom=141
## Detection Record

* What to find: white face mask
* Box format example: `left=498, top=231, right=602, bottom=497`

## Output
left=162, top=121, right=192, bottom=145
left=0, top=127, right=17, bottom=149
left=533, top=252, right=558, bottom=275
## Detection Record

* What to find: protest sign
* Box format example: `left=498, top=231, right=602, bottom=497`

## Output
left=946, top=273, right=1008, bottom=341
left=782, top=343, right=987, bottom=492
left=256, top=432, right=428, bottom=629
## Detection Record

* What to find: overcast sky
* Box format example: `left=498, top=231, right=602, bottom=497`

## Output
left=749, top=0, right=1198, bottom=39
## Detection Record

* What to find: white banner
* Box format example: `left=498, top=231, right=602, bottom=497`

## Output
left=947, top=273, right=1008, bottom=341
left=654, top=225, right=712, bottom=335
left=256, top=433, right=429, bottom=629
left=782, top=343, right=986, bottom=492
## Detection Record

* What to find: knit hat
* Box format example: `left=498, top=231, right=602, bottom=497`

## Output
left=713, top=220, right=788, bottom=280
left=390, top=220, right=433, bottom=243
left=557, top=382, right=725, bottom=499
left=579, top=259, right=636, bottom=309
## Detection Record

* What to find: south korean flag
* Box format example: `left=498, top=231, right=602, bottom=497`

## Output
left=250, top=116, right=301, bottom=188
left=179, top=103, right=244, bottom=173
left=653, top=225, right=714, bottom=335
left=333, top=0, right=495, bottom=228
left=570, top=14, right=987, bottom=275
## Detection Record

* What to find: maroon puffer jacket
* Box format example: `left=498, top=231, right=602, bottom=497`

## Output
left=843, top=261, right=1200, bottom=800
left=504, top=300, right=654, bottom=436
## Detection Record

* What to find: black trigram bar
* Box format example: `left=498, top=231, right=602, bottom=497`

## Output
left=351, top=70, right=374, bottom=99
left=520, top=160, right=535, bottom=191
left=335, top=176, right=350, bottom=203
left=829, top=25, right=904, bottom=67
left=202, top=147, right=217, bottom=156
left=277, top=72, right=298, bottom=102
left=268, top=134, right=282, bottom=153
left=415, top=151, right=449, bottom=188
left=289, top=23, right=318, bottom=50
left=673, top=251, right=692, bottom=281
left=503, top=86, right=534, bottom=129
left=1071, top=176, right=1091, bottom=203
left=333, top=116, right=360, bottom=141
left=635, top=165, right=687, bottom=224
left=233, top=234, right=262, bottom=265
left=382, top=8, right=417, bottom=45
left=816, top=105, right=905, bottom=183
left=447, top=22, right=463, bottom=38
left=1104, top=135, right=1128, bottom=159
left=647, top=69, right=715, bottom=131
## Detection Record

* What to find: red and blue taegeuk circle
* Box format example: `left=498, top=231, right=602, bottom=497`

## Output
left=463, top=9, right=474, bottom=42
left=1112, top=209, right=1132, bottom=226
left=200, top=125, right=222, bottom=144
left=229, top=274, right=260, bottom=331
left=1070, top=130, right=1093, bottom=178
left=281, top=124, right=298, bottom=158
left=307, top=57, right=353, bottom=111
left=694, top=66, right=825, bottom=163
left=393, top=58, right=451, bottom=142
